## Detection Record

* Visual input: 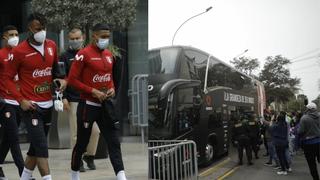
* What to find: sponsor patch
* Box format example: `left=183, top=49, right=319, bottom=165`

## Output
left=75, top=54, right=84, bottom=61
left=91, top=57, right=101, bottom=61
left=32, top=119, right=38, bottom=126
left=34, top=81, right=51, bottom=94
left=5, top=112, right=11, bottom=118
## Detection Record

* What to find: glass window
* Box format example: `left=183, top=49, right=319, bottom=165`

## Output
left=184, top=50, right=208, bottom=84
left=148, top=48, right=180, bottom=74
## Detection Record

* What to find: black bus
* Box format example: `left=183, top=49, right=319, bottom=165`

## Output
left=148, top=46, right=266, bottom=165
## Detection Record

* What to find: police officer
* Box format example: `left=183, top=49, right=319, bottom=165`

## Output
left=232, top=116, right=253, bottom=165
left=247, top=113, right=260, bottom=159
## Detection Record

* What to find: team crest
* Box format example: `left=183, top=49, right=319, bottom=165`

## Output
left=5, top=112, right=11, bottom=118
left=106, top=56, right=113, bottom=64
left=47, top=47, right=53, bottom=56
left=84, top=122, right=89, bottom=128
left=32, top=119, right=38, bottom=126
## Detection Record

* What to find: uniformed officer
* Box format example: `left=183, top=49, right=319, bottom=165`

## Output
left=247, top=113, right=261, bottom=159
left=232, top=116, right=253, bottom=165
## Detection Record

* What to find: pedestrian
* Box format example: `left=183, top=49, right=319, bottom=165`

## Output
left=247, top=113, right=260, bottom=159
left=232, top=116, right=253, bottom=166
left=0, top=25, right=25, bottom=179
left=60, top=28, right=100, bottom=172
left=4, top=13, right=67, bottom=180
left=298, top=102, right=320, bottom=180
left=271, top=111, right=291, bottom=175
left=262, top=115, right=280, bottom=168
left=68, top=23, right=127, bottom=180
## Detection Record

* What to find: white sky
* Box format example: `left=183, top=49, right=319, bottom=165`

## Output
left=149, top=0, right=320, bottom=101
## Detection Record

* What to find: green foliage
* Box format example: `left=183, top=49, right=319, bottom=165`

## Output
left=259, top=55, right=300, bottom=105
left=31, top=0, right=138, bottom=30
left=230, top=56, right=259, bottom=76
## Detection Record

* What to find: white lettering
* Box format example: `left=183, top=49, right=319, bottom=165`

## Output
left=224, top=92, right=254, bottom=104
left=92, top=74, right=111, bottom=83
left=32, top=67, right=52, bottom=78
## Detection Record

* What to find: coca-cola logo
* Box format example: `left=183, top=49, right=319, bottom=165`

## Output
left=93, top=74, right=111, bottom=83
left=32, top=67, right=52, bottom=78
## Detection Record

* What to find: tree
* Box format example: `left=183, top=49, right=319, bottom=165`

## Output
left=259, top=55, right=301, bottom=106
left=31, top=0, right=138, bottom=30
left=230, top=56, right=259, bottom=76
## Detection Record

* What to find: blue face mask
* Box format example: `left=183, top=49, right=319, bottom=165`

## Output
left=96, top=38, right=109, bottom=50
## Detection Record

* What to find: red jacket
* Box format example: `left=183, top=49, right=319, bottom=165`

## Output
left=5, top=39, right=58, bottom=103
left=68, top=44, right=115, bottom=103
left=0, top=47, right=16, bottom=100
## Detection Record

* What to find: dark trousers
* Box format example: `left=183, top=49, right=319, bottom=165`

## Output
left=237, top=138, right=252, bottom=163
left=71, top=101, right=124, bottom=175
left=0, top=104, right=24, bottom=176
left=21, top=106, right=52, bottom=158
left=303, top=143, right=320, bottom=180
left=275, top=145, right=289, bottom=171
left=250, top=138, right=259, bottom=157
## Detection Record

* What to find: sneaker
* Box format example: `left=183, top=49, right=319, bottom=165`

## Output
left=264, top=162, right=273, bottom=166
left=273, top=166, right=281, bottom=170
left=83, top=155, right=96, bottom=170
left=277, top=171, right=287, bottom=175
left=80, top=160, right=86, bottom=172
left=287, top=168, right=292, bottom=172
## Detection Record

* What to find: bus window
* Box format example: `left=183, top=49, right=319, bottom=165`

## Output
left=176, top=87, right=194, bottom=133
left=184, top=50, right=208, bottom=84
left=148, top=48, right=180, bottom=74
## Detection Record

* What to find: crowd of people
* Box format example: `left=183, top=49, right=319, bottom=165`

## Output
left=0, top=12, right=127, bottom=180
left=232, top=103, right=320, bottom=180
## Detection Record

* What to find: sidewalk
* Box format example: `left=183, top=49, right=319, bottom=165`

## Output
left=2, top=142, right=148, bottom=180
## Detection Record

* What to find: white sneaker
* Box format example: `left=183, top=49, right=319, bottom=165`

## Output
left=277, top=171, right=287, bottom=175
left=287, top=168, right=292, bottom=172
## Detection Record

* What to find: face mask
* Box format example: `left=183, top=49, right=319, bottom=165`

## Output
left=33, top=30, right=46, bottom=44
left=69, top=39, right=83, bottom=50
left=96, top=38, right=109, bottom=50
left=7, top=36, right=19, bottom=47
left=54, top=90, right=64, bottom=112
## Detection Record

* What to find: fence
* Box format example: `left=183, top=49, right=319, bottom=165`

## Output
left=128, top=74, right=149, bottom=143
left=148, top=140, right=198, bottom=180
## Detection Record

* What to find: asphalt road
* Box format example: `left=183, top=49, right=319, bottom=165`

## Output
left=199, top=147, right=319, bottom=180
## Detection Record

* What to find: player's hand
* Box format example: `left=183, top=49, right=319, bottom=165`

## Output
left=106, top=88, right=115, bottom=99
left=62, top=98, right=71, bottom=111
left=20, top=99, right=36, bottom=111
left=54, top=78, right=68, bottom=91
left=92, top=88, right=107, bottom=102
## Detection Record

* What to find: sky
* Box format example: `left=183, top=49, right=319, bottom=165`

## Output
left=149, top=0, right=320, bottom=101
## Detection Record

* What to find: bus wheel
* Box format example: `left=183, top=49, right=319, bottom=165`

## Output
left=205, top=144, right=214, bottom=163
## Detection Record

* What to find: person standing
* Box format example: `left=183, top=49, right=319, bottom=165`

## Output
left=4, top=13, right=67, bottom=180
left=232, top=117, right=253, bottom=165
left=60, top=28, right=100, bottom=172
left=247, top=113, right=260, bottom=159
left=68, top=23, right=126, bottom=180
left=271, top=111, right=291, bottom=175
left=298, top=102, right=320, bottom=180
left=0, top=25, right=25, bottom=179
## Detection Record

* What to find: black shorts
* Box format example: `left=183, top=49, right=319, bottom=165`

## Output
left=21, top=106, right=52, bottom=158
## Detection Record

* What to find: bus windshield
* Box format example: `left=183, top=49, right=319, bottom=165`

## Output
left=148, top=48, right=180, bottom=75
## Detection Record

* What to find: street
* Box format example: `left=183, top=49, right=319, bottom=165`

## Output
left=199, top=147, right=319, bottom=180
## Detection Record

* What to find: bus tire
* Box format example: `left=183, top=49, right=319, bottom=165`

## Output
left=204, top=143, right=214, bottom=165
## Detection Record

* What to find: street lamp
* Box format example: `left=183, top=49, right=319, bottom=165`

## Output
left=232, top=49, right=249, bottom=60
left=171, top=6, right=212, bottom=46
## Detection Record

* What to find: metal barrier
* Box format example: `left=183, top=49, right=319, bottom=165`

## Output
left=128, top=74, right=149, bottom=143
left=148, top=140, right=198, bottom=180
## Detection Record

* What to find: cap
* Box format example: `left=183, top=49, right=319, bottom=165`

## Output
left=306, top=102, right=317, bottom=110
